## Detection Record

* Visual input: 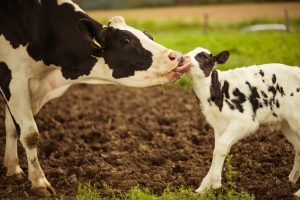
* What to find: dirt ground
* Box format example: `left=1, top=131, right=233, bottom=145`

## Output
left=0, top=85, right=299, bottom=199
left=88, top=2, right=300, bottom=22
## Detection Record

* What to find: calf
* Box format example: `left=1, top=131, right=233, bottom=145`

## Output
left=0, top=0, right=191, bottom=197
left=187, top=47, right=300, bottom=196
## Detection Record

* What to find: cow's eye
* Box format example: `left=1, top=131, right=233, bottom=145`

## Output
left=121, top=38, right=130, bottom=46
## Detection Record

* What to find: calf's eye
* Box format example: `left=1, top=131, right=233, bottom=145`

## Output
left=121, top=38, right=130, bottom=46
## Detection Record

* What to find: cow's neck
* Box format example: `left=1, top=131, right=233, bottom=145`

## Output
left=29, top=59, right=114, bottom=115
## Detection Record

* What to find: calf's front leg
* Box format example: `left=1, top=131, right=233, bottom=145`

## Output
left=196, top=121, right=255, bottom=193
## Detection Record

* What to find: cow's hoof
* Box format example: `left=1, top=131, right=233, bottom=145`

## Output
left=7, top=172, right=26, bottom=184
left=13, top=173, right=27, bottom=183
left=31, top=186, right=56, bottom=198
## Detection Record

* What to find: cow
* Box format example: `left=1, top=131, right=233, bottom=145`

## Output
left=0, top=0, right=191, bottom=197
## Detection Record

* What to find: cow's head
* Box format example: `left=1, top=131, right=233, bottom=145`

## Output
left=77, top=16, right=191, bottom=87
left=187, top=47, right=229, bottom=78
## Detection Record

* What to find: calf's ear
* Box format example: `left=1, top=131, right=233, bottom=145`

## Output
left=77, top=19, right=104, bottom=49
left=215, top=51, right=230, bottom=64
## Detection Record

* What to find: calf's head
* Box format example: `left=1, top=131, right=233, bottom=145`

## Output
left=78, top=16, right=191, bottom=87
left=187, top=47, right=229, bottom=78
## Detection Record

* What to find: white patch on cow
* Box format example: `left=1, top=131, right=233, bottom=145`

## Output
left=57, top=0, right=85, bottom=13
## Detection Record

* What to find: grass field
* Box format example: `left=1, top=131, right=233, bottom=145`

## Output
left=72, top=18, right=300, bottom=199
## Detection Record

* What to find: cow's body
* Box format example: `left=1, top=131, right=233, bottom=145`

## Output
left=0, top=0, right=191, bottom=196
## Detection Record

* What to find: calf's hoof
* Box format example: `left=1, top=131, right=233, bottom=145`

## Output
left=212, top=181, right=222, bottom=189
left=31, top=186, right=56, bottom=198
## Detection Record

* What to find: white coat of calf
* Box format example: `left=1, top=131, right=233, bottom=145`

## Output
left=186, top=47, right=300, bottom=196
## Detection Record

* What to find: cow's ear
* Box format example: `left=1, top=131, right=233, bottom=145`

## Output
left=77, top=19, right=103, bottom=49
left=214, top=51, right=230, bottom=64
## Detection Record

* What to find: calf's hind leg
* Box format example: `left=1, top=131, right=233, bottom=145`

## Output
left=281, top=121, right=300, bottom=184
left=282, top=120, right=300, bottom=197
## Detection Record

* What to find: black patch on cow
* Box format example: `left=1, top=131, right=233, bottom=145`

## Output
left=6, top=106, right=21, bottom=137
left=207, top=98, right=212, bottom=106
left=0, top=0, right=153, bottom=80
left=25, top=132, right=39, bottom=149
left=246, top=81, right=260, bottom=118
left=101, top=28, right=153, bottom=78
left=232, top=88, right=246, bottom=113
left=259, top=70, right=264, bottom=77
left=273, top=112, right=278, bottom=117
left=262, top=80, right=265, bottom=83
left=297, top=88, right=300, bottom=92
left=272, top=74, right=277, bottom=84
left=291, top=93, right=294, bottom=96
left=0, top=62, right=12, bottom=101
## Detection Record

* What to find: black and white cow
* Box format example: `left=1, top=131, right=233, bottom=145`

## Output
left=187, top=47, right=300, bottom=196
left=0, top=0, right=191, bottom=197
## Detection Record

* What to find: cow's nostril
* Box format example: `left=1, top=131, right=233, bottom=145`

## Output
left=168, top=52, right=177, bottom=61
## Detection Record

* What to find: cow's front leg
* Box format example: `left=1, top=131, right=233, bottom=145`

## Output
left=6, top=84, right=56, bottom=197
left=4, top=107, right=25, bottom=181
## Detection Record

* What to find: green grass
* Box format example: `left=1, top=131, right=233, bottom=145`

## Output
left=73, top=155, right=254, bottom=200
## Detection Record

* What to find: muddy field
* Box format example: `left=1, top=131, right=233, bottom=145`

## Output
left=88, top=2, right=300, bottom=22
left=0, top=85, right=299, bottom=199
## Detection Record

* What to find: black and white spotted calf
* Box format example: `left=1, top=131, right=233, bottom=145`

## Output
left=187, top=47, right=300, bottom=196
left=0, top=0, right=191, bottom=197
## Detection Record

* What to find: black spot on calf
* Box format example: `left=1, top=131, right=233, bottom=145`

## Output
left=246, top=81, right=260, bottom=118
left=272, top=74, right=277, bottom=84
left=210, top=70, right=231, bottom=111
left=0, top=62, right=12, bottom=101
left=210, top=70, right=223, bottom=111
left=232, top=88, right=246, bottom=113
left=259, top=70, right=264, bottom=77
left=261, top=91, right=268, bottom=98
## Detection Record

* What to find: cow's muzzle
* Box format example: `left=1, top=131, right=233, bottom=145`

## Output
left=173, top=55, right=192, bottom=75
